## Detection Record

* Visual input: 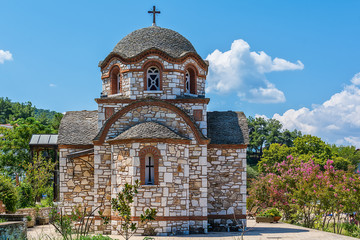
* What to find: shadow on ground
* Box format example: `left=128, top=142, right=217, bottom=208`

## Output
left=244, top=226, right=309, bottom=236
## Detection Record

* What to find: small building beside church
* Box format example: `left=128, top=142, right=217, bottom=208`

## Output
left=57, top=20, right=249, bottom=235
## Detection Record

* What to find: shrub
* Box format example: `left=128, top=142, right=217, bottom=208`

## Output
left=259, top=208, right=281, bottom=217
left=18, top=181, right=35, bottom=208
left=0, top=175, right=18, bottom=213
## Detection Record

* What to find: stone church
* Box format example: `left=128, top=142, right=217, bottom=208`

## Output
left=57, top=19, right=249, bottom=235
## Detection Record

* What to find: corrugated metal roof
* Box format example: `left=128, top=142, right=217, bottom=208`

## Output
left=29, top=134, right=58, bottom=145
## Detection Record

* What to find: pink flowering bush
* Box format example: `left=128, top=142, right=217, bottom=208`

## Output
left=249, top=157, right=360, bottom=233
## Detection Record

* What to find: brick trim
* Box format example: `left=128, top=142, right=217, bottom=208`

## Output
left=101, top=68, right=207, bottom=80
left=95, top=98, right=210, bottom=104
left=208, top=144, right=247, bottom=149
left=93, top=99, right=209, bottom=145
left=139, top=146, right=160, bottom=185
left=107, top=138, right=191, bottom=145
left=100, top=49, right=208, bottom=72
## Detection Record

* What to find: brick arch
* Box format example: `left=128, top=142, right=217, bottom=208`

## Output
left=93, top=100, right=209, bottom=145
left=184, top=63, right=199, bottom=94
left=100, top=49, right=209, bottom=72
left=142, top=59, right=164, bottom=91
left=139, top=146, right=160, bottom=185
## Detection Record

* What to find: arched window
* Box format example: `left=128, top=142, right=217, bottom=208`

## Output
left=110, top=66, right=121, bottom=94
left=139, top=146, right=160, bottom=185
left=185, top=71, right=190, bottom=93
left=144, top=154, right=155, bottom=185
left=184, top=67, right=197, bottom=94
left=147, top=67, right=160, bottom=91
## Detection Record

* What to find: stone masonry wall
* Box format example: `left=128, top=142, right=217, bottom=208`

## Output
left=101, top=56, right=206, bottom=99
left=107, top=142, right=207, bottom=235
left=207, top=147, right=247, bottom=230
left=106, top=105, right=195, bottom=141
left=59, top=148, right=95, bottom=215
left=97, top=102, right=207, bottom=136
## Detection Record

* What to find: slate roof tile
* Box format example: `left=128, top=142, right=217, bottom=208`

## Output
left=207, top=111, right=249, bottom=145
left=111, top=121, right=187, bottom=140
left=57, top=111, right=98, bottom=145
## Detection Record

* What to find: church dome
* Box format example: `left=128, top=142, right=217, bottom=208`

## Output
left=113, top=26, right=197, bottom=58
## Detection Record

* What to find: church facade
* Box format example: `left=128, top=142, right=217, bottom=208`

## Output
left=57, top=25, right=249, bottom=235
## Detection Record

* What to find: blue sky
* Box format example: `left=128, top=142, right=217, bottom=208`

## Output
left=1, top=0, right=360, bottom=146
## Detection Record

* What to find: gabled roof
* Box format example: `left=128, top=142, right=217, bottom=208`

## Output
left=109, top=121, right=187, bottom=141
left=57, top=111, right=98, bottom=145
left=207, top=111, right=249, bottom=145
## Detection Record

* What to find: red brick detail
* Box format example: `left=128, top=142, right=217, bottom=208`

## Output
left=109, top=65, right=120, bottom=95
left=142, top=60, right=164, bottom=91
left=100, top=49, right=208, bottom=72
left=95, top=98, right=210, bottom=104
left=105, top=107, right=114, bottom=120
left=139, top=146, right=160, bottom=185
left=184, top=64, right=198, bottom=94
left=101, top=68, right=207, bottom=80
left=193, top=110, right=203, bottom=121
left=107, top=138, right=191, bottom=145
left=93, top=100, right=209, bottom=145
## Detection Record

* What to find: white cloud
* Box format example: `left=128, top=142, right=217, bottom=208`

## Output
left=273, top=72, right=360, bottom=147
left=0, top=50, right=13, bottom=64
left=49, top=83, right=57, bottom=87
left=206, top=39, right=304, bottom=103
left=351, top=72, right=360, bottom=85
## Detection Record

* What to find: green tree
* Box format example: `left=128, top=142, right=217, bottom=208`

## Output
left=258, top=143, right=293, bottom=173
left=0, top=97, right=13, bottom=124
left=111, top=180, right=157, bottom=240
left=247, top=116, right=301, bottom=165
left=329, top=144, right=360, bottom=168
left=258, top=135, right=356, bottom=173
left=23, top=156, right=56, bottom=203
left=293, top=135, right=332, bottom=166
left=0, top=117, right=53, bottom=175
left=51, top=113, right=63, bottom=130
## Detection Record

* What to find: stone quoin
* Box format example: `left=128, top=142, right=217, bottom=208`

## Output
left=57, top=18, right=249, bottom=235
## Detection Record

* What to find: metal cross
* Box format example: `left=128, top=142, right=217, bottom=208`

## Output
left=148, top=6, right=160, bottom=26
left=146, top=156, right=154, bottom=184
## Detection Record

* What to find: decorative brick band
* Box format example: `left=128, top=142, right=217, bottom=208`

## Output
left=100, top=49, right=208, bottom=72
left=107, top=138, right=191, bottom=145
left=101, top=67, right=207, bottom=80
left=139, top=146, right=160, bottom=185
left=95, top=98, right=210, bottom=104
left=93, top=99, right=209, bottom=145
